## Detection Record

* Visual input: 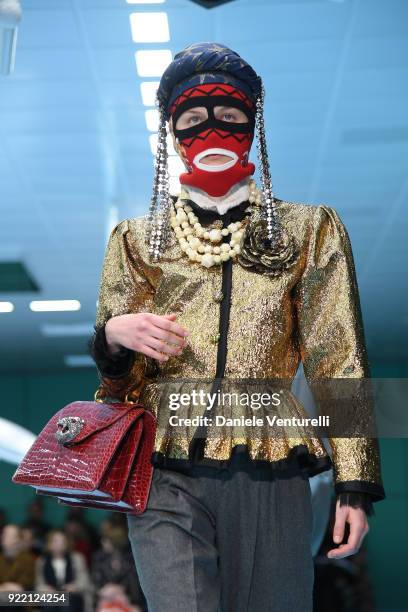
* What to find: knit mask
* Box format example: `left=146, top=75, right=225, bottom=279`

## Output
left=170, top=83, right=256, bottom=197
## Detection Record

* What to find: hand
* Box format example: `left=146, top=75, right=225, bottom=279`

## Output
left=327, top=498, right=369, bottom=559
left=105, top=313, right=189, bottom=362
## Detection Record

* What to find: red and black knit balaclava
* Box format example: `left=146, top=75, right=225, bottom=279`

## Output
left=169, top=82, right=256, bottom=197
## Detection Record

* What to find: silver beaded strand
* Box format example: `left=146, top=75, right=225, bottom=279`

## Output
left=254, top=82, right=283, bottom=247
left=146, top=97, right=173, bottom=261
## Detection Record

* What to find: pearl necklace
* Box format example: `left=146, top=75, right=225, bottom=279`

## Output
left=170, top=180, right=263, bottom=268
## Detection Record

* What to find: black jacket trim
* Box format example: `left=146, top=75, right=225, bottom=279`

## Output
left=337, top=492, right=375, bottom=516
left=88, top=324, right=135, bottom=379
left=334, top=480, right=386, bottom=504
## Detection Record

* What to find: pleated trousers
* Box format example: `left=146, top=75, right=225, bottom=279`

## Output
left=127, top=451, right=314, bottom=612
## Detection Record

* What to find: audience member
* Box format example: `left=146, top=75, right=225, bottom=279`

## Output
left=0, top=524, right=35, bottom=592
left=35, top=529, right=93, bottom=612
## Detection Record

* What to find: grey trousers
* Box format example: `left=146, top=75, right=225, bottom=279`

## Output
left=127, top=452, right=314, bottom=612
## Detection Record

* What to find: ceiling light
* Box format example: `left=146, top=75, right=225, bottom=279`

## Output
left=145, top=108, right=159, bottom=131
left=40, top=323, right=94, bottom=337
left=30, top=300, right=81, bottom=312
left=140, top=81, right=159, bottom=106
left=169, top=176, right=180, bottom=195
left=129, top=12, right=169, bottom=43
left=0, top=301, right=14, bottom=313
left=64, top=355, right=95, bottom=368
left=167, top=155, right=185, bottom=176
left=135, top=49, right=172, bottom=77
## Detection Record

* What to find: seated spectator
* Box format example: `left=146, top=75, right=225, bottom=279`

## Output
left=91, top=525, right=145, bottom=610
left=0, top=524, right=35, bottom=592
left=35, top=529, right=93, bottom=612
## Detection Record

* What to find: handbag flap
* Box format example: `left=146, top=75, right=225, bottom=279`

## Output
left=55, top=400, right=145, bottom=445
left=12, top=399, right=150, bottom=492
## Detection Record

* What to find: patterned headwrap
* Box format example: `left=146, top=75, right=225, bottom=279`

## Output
left=146, top=41, right=286, bottom=264
left=157, top=42, right=262, bottom=119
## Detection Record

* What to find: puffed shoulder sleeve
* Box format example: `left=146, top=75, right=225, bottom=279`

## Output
left=90, top=218, right=156, bottom=401
left=294, top=205, right=385, bottom=504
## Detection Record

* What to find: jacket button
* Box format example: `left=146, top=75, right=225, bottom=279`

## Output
left=210, top=333, right=220, bottom=344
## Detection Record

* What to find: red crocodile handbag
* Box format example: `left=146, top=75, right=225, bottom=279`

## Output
left=12, top=388, right=157, bottom=515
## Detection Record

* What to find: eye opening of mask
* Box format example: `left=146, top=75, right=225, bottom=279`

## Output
left=171, top=95, right=255, bottom=141
left=174, top=104, right=250, bottom=131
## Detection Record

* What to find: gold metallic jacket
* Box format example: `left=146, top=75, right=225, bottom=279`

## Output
left=94, top=196, right=385, bottom=502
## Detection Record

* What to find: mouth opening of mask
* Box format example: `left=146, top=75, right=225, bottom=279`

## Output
left=193, top=148, right=238, bottom=172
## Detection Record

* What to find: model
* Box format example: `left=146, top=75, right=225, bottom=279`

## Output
left=90, top=42, right=385, bottom=612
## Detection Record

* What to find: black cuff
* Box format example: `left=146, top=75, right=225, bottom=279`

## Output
left=88, top=324, right=135, bottom=379
left=337, top=492, right=375, bottom=517
left=334, top=480, right=386, bottom=504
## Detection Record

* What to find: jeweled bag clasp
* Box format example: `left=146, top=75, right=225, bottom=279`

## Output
left=55, top=416, right=85, bottom=445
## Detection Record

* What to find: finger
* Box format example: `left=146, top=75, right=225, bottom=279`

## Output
left=138, top=344, right=170, bottom=362
left=328, top=511, right=367, bottom=559
left=144, top=335, right=184, bottom=357
left=327, top=541, right=359, bottom=559
left=151, top=314, right=189, bottom=338
left=332, top=506, right=347, bottom=544
left=148, top=323, right=187, bottom=347
left=346, top=510, right=367, bottom=553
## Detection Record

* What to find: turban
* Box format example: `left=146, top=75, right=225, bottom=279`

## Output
left=157, top=42, right=263, bottom=120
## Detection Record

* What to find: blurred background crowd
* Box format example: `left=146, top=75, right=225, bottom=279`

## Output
left=0, top=496, right=379, bottom=612
left=0, top=500, right=146, bottom=612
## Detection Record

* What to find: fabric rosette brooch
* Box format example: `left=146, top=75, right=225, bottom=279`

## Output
left=237, top=206, right=299, bottom=277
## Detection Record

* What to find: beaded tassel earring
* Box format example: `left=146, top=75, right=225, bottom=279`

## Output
left=145, top=95, right=173, bottom=262
left=254, top=82, right=284, bottom=248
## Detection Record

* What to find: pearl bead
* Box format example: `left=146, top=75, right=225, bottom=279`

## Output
left=177, top=210, right=188, bottom=222
left=204, top=244, right=212, bottom=253
left=189, top=237, right=200, bottom=249
left=209, top=229, right=222, bottom=243
left=220, top=243, right=230, bottom=252
left=221, top=228, right=229, bottom=236
left=201, top=253, right=215, bottom=268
